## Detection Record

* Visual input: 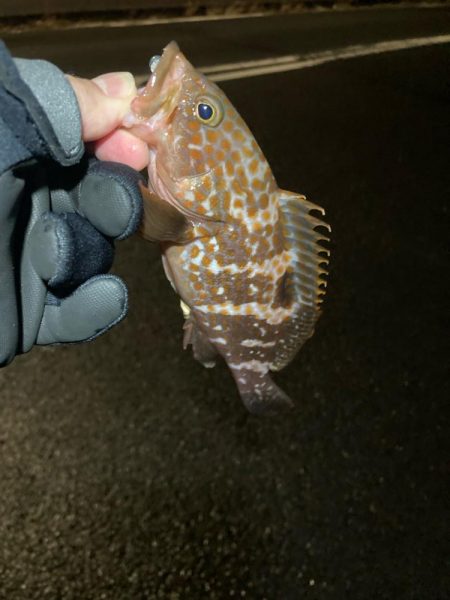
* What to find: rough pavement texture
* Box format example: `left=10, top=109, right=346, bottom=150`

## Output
left=0, top=13, right=449, bottom=600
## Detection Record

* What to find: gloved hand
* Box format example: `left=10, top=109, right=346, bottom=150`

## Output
left=0, top=158, right=143, bottom=366
left=0, top=42, right=145, bottom=366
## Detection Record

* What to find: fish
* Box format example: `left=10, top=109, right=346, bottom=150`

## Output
left=125, top=41, right=330, bottom=415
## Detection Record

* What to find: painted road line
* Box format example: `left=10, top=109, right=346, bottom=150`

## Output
left=46, top=11, right=271, bottom=31
left=199, top=54, right=300, bottom=74
left=135, top=34, right=450, bottom=85
left=209, top=35, right=450, bottom=82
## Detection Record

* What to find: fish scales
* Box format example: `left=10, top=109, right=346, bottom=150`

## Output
left=125, top=41, right=330, bottom=414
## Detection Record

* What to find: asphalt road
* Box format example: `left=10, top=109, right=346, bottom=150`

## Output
left=1, top=7, right=449, bottom=600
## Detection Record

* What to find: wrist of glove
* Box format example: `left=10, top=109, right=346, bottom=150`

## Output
left=0, top=44, right=143, bottom=367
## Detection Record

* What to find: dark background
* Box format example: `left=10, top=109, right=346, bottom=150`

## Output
left=1, top=7, right=449, bottom=599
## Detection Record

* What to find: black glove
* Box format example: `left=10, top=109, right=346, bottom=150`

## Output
left=0, top=41, right=143, bottom=366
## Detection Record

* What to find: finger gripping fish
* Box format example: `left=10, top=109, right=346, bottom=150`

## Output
left=126, top=42, right=330, bottom=415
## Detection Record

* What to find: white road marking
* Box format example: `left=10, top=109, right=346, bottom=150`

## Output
left=209, top=35, right=450, bottom=82
left=136, top=35, right=450, bottom=85
left=42, top=12, right=270, bottom=31
left=199, top=54, right=300, bottom=74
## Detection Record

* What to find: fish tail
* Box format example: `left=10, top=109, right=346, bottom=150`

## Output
left=230, top=368, right=293, bottom=416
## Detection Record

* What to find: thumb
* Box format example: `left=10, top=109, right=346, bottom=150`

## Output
left=67, top=72, right=137, bottom=142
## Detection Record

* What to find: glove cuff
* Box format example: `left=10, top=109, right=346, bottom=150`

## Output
left=0, top=40, right=84, bottom=171
left=14, top=57, right=84, bottom=166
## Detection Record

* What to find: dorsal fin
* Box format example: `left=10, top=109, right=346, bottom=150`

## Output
left=270, top=190, right=330, bottom=372
left=278, top=190, right=330, bottom=310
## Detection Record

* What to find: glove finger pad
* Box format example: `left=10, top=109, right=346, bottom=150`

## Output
left=37, top=275, right=128, bottom=345
left=78, top=161, right=143, bottom=240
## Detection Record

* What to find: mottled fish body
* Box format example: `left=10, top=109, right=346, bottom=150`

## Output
left=126, top=42, right=330, bottom=414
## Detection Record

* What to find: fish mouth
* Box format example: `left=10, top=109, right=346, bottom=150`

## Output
left=131, top=41, right=190, bottom=123
left=132, top=42, right=216, bottom=223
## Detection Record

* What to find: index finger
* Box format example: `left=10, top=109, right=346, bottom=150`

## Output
left=94, top=128, right=149, bottom=171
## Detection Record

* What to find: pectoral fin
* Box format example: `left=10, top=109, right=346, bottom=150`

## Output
left=139, top=182, right=194, bottom=243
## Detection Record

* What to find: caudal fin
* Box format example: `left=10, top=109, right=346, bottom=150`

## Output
left=231, top=368, right=293, bottom=416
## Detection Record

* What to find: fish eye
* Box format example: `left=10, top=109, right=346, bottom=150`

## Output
left=198, top=103, right=213, bottom=120
left=195, top=97, right=223, bottom=127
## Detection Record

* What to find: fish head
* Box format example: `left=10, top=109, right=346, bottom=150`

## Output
left=128, top=41, right=275, bottom=220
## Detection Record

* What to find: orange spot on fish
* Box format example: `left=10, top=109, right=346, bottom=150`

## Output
left=248, top=207, right=257, bottom=218
left=232, top=180, right=241, bottom=195
left=236, top=166, right=248, bottom=186
left=243, top=146, right=254, bottom=159
left=188, top=121, right=200, bottom=132
left=234, top=199, right=243, bottom=210
left=259, top=238, right=269, bottom=252
left=253, top=178, right=264, bottom=191
left=262, top=210, right=271, bottom=222
left=196, top=225, right=209, bottom=237
left=191, top=246, right=200, bottom=258
left=202, top=255, right=212, bottom=267
left=216, top=149, right=225, bottom=162
left=260, top=194, right=269, bottom=209
left=226, top=162, right=234, bottom=177
left=249, top=158, right=259, bottom=174
left=221, top=139, right=231, bottom=151
left=191, top=133, right=202, bottom=145
left=190, top=148, right=202, bottom=161
left=246, top=190, right=257, bottom=205
left=195, top=190, right=206, bottom=202
left=216, top=254, right=225, bottom=267
left=217, top=178, right=227, bottom=192
left=231, top=151, right=241, bottom=163
left=233, top=130, right=245, bottom=143
left=206, top=130, right=219, bottom=143
left=223, top=121, right=233, bottom=132
left=205, top=145, right=214, bottom=155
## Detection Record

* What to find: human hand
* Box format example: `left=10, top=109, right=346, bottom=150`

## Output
left=0, top=45, right=145, bottom=366
left=67, top=72, right=149, bottom=170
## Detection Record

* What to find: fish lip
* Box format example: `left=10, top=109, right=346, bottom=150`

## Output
left=151, top=41, right=180, bottom=90
left=131, top=41, right=187, bottom=121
